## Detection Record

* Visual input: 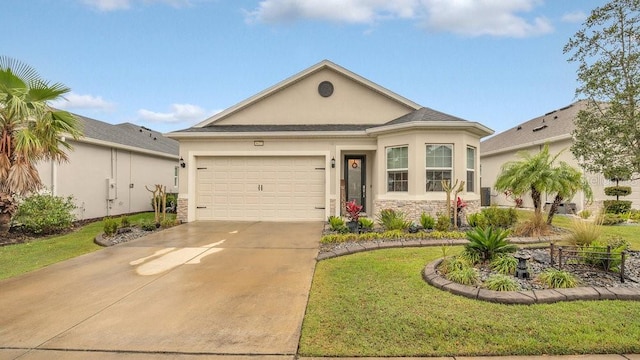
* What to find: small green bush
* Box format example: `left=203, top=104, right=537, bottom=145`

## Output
left=358, top=217, right=375, bottom=230
left=604, top=186, right=632, bottom=197
left=435, top=214, right=451, bottom=231
left=467, top=212, right=488, bottom=229
left=445, top=266, right=479, bottom=286
left=489, top=254, right=518, bottom=275
left=578, top=210, right=591, bottom=219
left=420, top=213, right=435, bottom=230
left=538, top=269, right=579, bottom=289
left=481, top=206, right=518, bottom=229
left=458, top=249, right=481, bottom=265
left=119, top=216, right=131, bottom=228
left=600, top=213, right=625, bottom=226
left=603, top=200, right=632, bottom=214
left=160, top=218, right=178, bottom=228
left=484, top=274, right=521, bottom=291
left=439, top=257, right=471, bottom=275
left=103, top=217, right=118, bottom=236
left=141, top=220, right=157, bottom=231
left=328, top=216, right=347, bottom=232
left=13, top=194, right=76, bottom=235
left=377, top=209, right=411, bottom=231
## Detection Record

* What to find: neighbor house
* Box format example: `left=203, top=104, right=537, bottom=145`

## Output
left=480, top=100, right=640, bottom=213
left=168, top=60, right=493, bottom=223
left=37, top=114, right=179, bottom=220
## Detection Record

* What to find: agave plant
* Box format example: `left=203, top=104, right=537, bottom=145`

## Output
left=464, top=226, right=516, bottom=262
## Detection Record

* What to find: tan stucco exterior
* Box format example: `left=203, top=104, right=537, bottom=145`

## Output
left=170, top=60, right=493, bottom=223
left=37, top=139, right=178, bottom=220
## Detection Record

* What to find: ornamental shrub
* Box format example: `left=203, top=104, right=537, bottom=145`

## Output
left=464, top=226, right=516, bottom=262
left=377, top=209, right=410, bottom=231
left=603, top=200, right=632, bottom=214
left=103, top=217, right=118, bottom=236
left=13, top=194, right=76, bottom=235
left=481, top=206, right=518, bottom=229
left=537, top=269, right=578, bottom=289
left=358, top=217, right=375, bottom=231
left=328, top=216, right=347, bottom=232
left=604, top=186, right=632, bottom=197
left=484, top=274, right=521, bottom=291
left=435, top=214, right=450, bottom=231
left=489, top=254, right=518, bottom=275
left=467, top=212, right=488, bottom=229
left=420, top=213, right=435, bottom=230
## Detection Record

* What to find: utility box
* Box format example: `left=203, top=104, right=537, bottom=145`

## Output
left=481, top=187, right=491, bottom=207
left=106, top=178, right=116, bottom=200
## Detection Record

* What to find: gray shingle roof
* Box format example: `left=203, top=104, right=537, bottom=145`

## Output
left=382, top=106, right=471, bottom=126
left=481, top=100, right=587, bottom=154
left=74, top=113, right=179, bottom=156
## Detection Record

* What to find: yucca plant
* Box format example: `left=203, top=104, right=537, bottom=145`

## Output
left=484, top=274, right=521, bottom=291
left=538, top=269, right=579, bottom=289
left=464, top=226, right=516, bottom=262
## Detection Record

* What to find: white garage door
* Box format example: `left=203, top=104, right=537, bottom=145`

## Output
left=196, top=156, right=326, bottom=221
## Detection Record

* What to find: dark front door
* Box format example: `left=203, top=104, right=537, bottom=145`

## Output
left=344, top=155, right=366, bottom=211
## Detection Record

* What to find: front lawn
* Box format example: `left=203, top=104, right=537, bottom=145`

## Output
left=0, top=212, right=166, bottom=280
left=299, top=247, right=640, bottom=357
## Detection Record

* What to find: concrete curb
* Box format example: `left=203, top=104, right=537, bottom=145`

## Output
left=422, top=258, right=640, bottom=304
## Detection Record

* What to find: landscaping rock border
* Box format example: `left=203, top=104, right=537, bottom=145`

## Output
left=423, top=258, right=640, bottom=304
left=315, top=238, right=640, bottom=304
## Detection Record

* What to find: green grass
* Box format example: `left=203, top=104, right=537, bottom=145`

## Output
left=0, top=212, right=165, bottom=280
left=299, top=247, right=640, bottom=357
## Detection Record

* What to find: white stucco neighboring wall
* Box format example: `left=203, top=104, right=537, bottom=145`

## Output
left=37, top=140, right=178, bottom=220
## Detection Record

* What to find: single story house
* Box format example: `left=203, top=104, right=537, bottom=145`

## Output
left=480, top=100, right=639, bottom=213
left=37, top=114, right=179, bottom=220
left=168, top=60, right=493, bottom=223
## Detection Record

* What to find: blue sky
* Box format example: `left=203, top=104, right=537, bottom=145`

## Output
left=4, top=0, right=603, bottom=134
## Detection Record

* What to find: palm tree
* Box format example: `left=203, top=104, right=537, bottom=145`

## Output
left=545, top=161, right=593, bottom=225
left=494, top=144, right=559, bottom=215
left=0, top=56, right=82, bottom=233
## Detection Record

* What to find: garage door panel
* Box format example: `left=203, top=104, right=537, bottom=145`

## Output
left=196, top=156, right=325, bottom=221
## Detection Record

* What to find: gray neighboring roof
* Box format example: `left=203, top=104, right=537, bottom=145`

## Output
left=382, top=106, right=470, bottom=126
left=481, top=100, right=587, bottom=155
left=74, top=113, right=179, bottom=156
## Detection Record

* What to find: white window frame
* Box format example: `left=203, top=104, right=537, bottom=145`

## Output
left=425, top=144, right=453, bottom=192
left=174, top=166, right=179, bottom=187
left=386, top=145, right=408, bottom=192
left=466, top=146, right=476, bottom=192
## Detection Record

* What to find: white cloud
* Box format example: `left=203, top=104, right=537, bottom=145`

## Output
left=247, top=0, right=553, bottom=38
left=51, top=92, right=116, bottom=111
left=80, top=0, right=191, bottom=12
left=422, top=0, right=553, bottom=37
left=561, top=11, right=586, bottom=23
left=137, top=104, right=218, bottom=124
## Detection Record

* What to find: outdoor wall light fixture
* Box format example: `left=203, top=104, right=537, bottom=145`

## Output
left=331, top=157, right=336, bottom=168
left=179, top=157, right=186, bottom=168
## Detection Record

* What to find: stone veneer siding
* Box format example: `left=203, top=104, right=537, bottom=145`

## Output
left=373, top=199, right=480, bottom=224
left=177, top=198, right=188, bottom=223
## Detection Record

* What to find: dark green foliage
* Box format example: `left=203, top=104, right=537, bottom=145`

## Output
left=420, top=213, right=435, bottom=230
left=466, top=212, right=488, bottom=229
left=604, top=186, right=632, bottom=197
left=600, top=213, right=625, bottom=225
left=119, top=216, right=131, bottom=228
left=489, top=254, right=518, bottom=275
left=538, top=269, right=579, bottom=289
left=435, top=214, right=450, bottom=231
left=603, top=200, right=632, bottom=214
left=13, top=194, right=76, bottom=235
left=484, top=274, right=521, bottom=291
left=328, top=216, right=347, bottom=232
left=103, top=217, right=118, bottom=236
left=141, top=220, right=157, bottom=231
left=377, top=209, right=410, bottom=231
left=480, top=207, right=518, bottom=229
left=464, top=226, right=516, bottom=262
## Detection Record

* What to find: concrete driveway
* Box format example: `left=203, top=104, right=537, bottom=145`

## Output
left=0, top=221, right=321, bottom=360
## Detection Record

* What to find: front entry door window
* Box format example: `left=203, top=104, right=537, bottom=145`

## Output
left=345, top=155, right=366, bottom=211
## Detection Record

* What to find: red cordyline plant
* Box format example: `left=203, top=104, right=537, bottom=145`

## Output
left=345, top=200, right=363, bottom=222
left=456, top=197, right=467, bottom=212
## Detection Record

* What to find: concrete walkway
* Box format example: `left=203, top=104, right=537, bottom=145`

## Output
left=0, top=221, right=321, bottom=359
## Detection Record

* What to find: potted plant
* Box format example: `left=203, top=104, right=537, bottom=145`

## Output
left=453, top=196, right=467, bottom=228
left=345, top=200, right=363, bottom=233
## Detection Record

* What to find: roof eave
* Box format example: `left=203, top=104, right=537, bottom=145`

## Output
left=481, top=133, right=573, bottom=157
left=366, top=121, right=494, bottom=137
left=166, top=130, right=372, bottom=139
left=70, top=136, right=179, bottom=160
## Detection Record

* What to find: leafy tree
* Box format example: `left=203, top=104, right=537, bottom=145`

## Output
left=564, top=0, right=640, bottom=179
left=0, top=56, right=81, bottom=233
left=494, top=144, right=558, bottom=215
left=545, top=161, right=593, bottom=225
